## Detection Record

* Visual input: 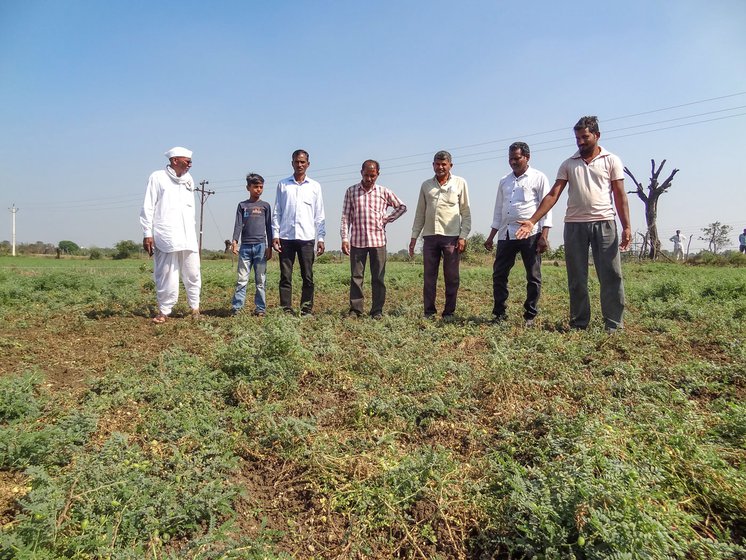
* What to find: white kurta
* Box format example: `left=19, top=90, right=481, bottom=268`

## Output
left=140, top=167, right=201, bottom=315
left=140, top=168, right=199, bottom=252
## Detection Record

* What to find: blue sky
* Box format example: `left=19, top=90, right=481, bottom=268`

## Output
left=1, top=0, right=745, bottom=253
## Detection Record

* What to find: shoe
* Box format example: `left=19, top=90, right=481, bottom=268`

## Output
left=152, top=313, right=167, bottom=324
left=442, top=314, right=456, bottom=323
left=423, top=313, right=436, bottom=320
left=253, top=311, right=266, bottom=317
left=191, top=309, right=201, bottom=320
left=605, top=326, right=619, bottom=334
left=300, top=309, right=314, bottom=317
left=283, top=307, right=296, bottom=315
left=347, top=310, right=361, bottom=319
left=230, top=308, right=240, bottom=316
left=371, top=313, right=383, bottom=320
left=491, top=314, right=508, bottom=324
left=524, top=318, right=535, bottom=328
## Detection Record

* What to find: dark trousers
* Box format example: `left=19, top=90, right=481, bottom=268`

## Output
left=564, top=221, right=625, bottom=329
left=422, top=235, right=460, bottom=316
left=278, top=239, right=315, bottom=313
left=492, top=234, right=542, bottom=319
left=349, top=246, right=387, bottom=316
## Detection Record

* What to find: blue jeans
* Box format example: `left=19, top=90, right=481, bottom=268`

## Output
left=231, top=243, right=267, bottom=313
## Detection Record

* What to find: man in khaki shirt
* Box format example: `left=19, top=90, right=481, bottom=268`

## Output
left=409, top=150, right=471, bottom=318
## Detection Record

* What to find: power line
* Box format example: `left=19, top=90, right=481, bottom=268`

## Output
left=15, top=92, right=746, bottom=209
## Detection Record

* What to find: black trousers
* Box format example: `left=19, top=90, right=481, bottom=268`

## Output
left=278, top=239, right=315, bottom=313
left=492, top=234, right=542, bottom=319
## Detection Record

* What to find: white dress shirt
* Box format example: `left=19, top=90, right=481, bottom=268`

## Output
left=491, top=166, right=552, bottom=239
left=272, top=175, right=326, bottom=242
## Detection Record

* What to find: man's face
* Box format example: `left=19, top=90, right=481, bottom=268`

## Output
left=248, top=182, right=264, bottom=200
left=574, top=128, right=600, bottom=157
left=170, top=156, right=192, bottom=177
left=292, top=154, right=310, bottom=177
left=360, top=164, right=379, bottom=189
left=508, top=149, right=529, bottom=176
left=432, top=158, right=453, bottom=181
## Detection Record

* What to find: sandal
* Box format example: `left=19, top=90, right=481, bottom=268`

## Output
left=152, top=314, right=168, bottom=324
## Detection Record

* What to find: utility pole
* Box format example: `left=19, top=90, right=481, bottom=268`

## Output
left=194, top=180, right=214, bottom=255
left=9, top=204, right=18, bottom=256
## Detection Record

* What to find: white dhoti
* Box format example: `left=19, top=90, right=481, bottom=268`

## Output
left=153, top=248, right=201, bottom=315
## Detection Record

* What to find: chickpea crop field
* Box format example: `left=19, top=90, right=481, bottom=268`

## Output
left=0, top=255, right=744, bottom=559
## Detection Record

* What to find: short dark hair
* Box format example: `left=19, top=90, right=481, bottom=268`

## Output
left=246, top=173, right=264, bottom=186
left=509, top=142, right=530, bottom=157
left=361, top=159, right=380, bottom=172
left=574, top=115, right=600, bottom=134
left=433, top=150, right=452, bottom=163
left=292, top=149, right=309, bottom=161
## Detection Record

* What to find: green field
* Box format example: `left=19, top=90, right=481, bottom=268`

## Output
left=0, top=256, right=744, bottom=559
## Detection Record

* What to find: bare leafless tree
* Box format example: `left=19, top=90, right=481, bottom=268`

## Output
left=624, top=160, right=679, bottom=260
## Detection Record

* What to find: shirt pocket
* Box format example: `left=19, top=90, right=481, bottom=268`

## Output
left=513, top=186, right=532, bottom=202
left=442, top=189, right=459, bottom=205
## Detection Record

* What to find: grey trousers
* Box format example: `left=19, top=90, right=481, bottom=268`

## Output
left=349, top=246, right=387, bottom=316
left=564, top=221, right=625, bottom=329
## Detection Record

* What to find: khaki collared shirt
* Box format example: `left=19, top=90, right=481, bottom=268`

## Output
left=557, top=146, right=624, bottom=223
left=411, top=174, right=471, bottom=238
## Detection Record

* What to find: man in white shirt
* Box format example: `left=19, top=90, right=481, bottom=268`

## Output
left=140, top=147, right=201, bottom=324
left=669, top=230, right=684, bottom=260
left=272, top=149, right=326, bottom=315
left=484, top=142, right=551, bottom=327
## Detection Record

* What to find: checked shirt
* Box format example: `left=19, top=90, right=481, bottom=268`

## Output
left=340, top=183, right=407, bottom=248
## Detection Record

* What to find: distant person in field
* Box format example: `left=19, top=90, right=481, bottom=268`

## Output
left=484, top=142, right=552, bottom=327
left=409, top=150, right=471, bottom=319
left=740, top=229, right=746, bottom=254
left=669, top=229, right=684, bottom=260
left=340, top=160, right=407, bottom=319
left=515, top=116, right=631, bottom=332
left=140, top=147, right=201, bottom=324
left=272, top=149, right=326, bottom=316
left=230, top=173, right=272, bottom=317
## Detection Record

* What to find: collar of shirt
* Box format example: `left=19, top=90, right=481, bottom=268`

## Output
left=356, top=182, right=379, bottom=194
left=433, top=174, right=454, bottom=189
left=291, top=175, right=310, bottom=186
left=570, top=146, right=612, bottom=163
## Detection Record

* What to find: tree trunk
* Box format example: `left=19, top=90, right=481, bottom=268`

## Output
left=646, top=196, right=660, bottom=260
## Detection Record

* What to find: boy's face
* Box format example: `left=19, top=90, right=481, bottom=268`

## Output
left=247, top=182, right=264, bottom=200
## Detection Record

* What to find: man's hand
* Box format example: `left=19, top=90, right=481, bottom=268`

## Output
left=537, top=236, right=549, bottom=254
left=619, top=227, right=632, bottom=251
left=484, top=238, right=494, bottom=252
left=231, top=241, right=238, bottom=256
left=341, top=241, right=350, bottom=256
left=457, top=238, right=466, bottom=253
left=272, top=238, right=282, bottom=253
left=408, top=238, right=417, bottom=257
left=515, top=220, right=535, bottom=240
left=264, top=247, right=272, bottom=260
left=143, top=237, right=154, bottom=257
left=317, top=241, right=325, bottom=256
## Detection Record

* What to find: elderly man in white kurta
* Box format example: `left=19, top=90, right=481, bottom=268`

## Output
left=140, top=147, right=201, bottom=323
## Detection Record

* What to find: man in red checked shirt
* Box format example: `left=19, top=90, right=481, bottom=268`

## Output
left=340, top=160, right=407, bottom=319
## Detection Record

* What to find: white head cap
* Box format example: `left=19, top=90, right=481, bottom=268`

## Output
left=165, top=146, right=193, bottom=159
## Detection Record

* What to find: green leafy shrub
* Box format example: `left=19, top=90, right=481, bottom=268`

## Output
left=0, top=370, right=43, bottom=423
left=219, top=315, right=311, bottom=400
